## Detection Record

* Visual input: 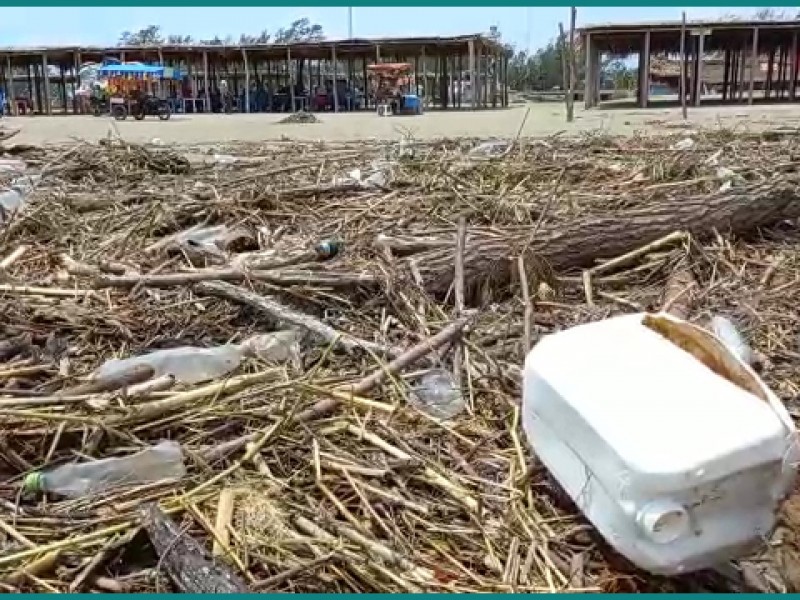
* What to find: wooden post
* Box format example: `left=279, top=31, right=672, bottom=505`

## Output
left=468, top=38, right=476, bottom=109
left=491, top=51, right=498, bottom=108
left=766, top=48, right=775, bottom=99
left=6, top=55, right=17, bottom=116
left=558, top=23, right=570, bottom=116
left=41, top=52, right=51, bottom=115
left=27, top=63, right=35, bottom=114
left=566, top=7, right=577, bottom=119
left=242, top=48, right=250, bottom=113
left=482, top=46, right=488, bottom=107
left=679, top=12, right=687, bottom=118
left=1, top=55, right=9, bottom=117
left=503, top=52, right=509, bottom=107
left=792, top=31, right=798, bottom=101
left=287, top=46, right=295, bottom=112
left=362, top=57, right=369, bottom=109
left=722, top=49, right=730, bottom=101
left=59, top=64, right=67, bottom=114
left=695, top=31, right=704, bottom=106
left=749, top=26, right=759, bottom=105
left=331, top=44, right=338, bottom=112
left=583, top=32, right=593, bottom=109
left=202, top=50, right=210, bottom=112
left=639, top=30, right=651, bottom=109
left=421, top=46, right=428, bottom=107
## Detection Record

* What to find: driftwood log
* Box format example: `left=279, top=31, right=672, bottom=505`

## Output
left=140, top=503, right=249, bottom=593
left=389, top=179, right=800, bottom=298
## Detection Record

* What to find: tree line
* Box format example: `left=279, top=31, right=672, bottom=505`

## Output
left=505, top=7, right=800, bottom=93
left=117, top=8, right=800, bottom=93
left=118, top=18, right=324, bottom=47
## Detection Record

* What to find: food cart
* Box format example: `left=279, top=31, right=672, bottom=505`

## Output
left=97, top=62, right=181, bottom=121
left=366, top=63, right=422, bottom=117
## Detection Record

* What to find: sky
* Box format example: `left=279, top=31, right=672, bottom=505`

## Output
left=0, top=6, right=765, bottom=51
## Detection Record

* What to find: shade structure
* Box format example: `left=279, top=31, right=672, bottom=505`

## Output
left=97, top=62, right=171, bottom=79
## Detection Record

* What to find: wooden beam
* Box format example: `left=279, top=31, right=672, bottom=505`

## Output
left=421, top=46, right=427, bottom=108
left=695, top=31, right=705, bottom=106
left=41, top=52, right=51, bottom=115
left=792, top=31, right=799, bottom=101
left=503, top=52, right=509, bottom=107
left=583, top=32, right=593, bottom=109
left=242, top=48, right=250, bottom=113
left=639, top=29, right=651, bottom=109
left=558, top=23, right=570, bottom=117
left=749, top=26, right=759, bottom=105
left=202, top=50, right=210, bottom=112
left=765, top=47, right=775, bottom=99
left=491, top=51, right=498, bottom=108
left=59, top=64, right=67, bottom=114
left=468, top=38, right=476, bottom=109
left=331, top=44, right=339, bottom=112
left=1, top=55, right=9, bottom=117
left=288, top=46, right=295, bottom=112
left=679, top=12, right=687, bottom=118
left=722, top=48, right=730, bottom=101
left=568, top=7, right=577, bottom=118
left=6, top=55, right=17, bottom=116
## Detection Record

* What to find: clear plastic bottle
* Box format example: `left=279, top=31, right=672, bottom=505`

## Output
left=24, top=440, right=185, bottom=498
left=409, top=369, right=465, bottom=421
left=710, top=315, right=753, bottom=366
left=94, top=345, right=243, bottom=385
left=0, top=188, right=24, bottom=213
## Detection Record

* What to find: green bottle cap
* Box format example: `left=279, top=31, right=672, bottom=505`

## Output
left=23, top=471, right=43, bottom=494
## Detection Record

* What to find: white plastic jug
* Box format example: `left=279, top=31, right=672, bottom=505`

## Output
left=522, top=311, right=800, bottom=576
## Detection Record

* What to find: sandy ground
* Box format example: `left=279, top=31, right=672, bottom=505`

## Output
left=4, top=102, right=800, bottom=146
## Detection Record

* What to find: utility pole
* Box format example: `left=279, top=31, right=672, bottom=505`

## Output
left=348, top=7, right=353, bottom=39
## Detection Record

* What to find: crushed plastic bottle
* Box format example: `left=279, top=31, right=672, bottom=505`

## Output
left=709, top=315, right=753, bottom=366
left=239, top=331, right=302, bottom=364
left=0, top=188, right=24, bottom=217
left=24, top=440, right=185, bottom=498
left=408, top=369, right=465, bottom=421
left=468, top=140, right=511, bottom=158
left=94, top=345, right=244, bottom=386
left=0, top=174, right=40, bottom=222
left=671, top=137, right=695, bottom=151
left=212, top=154, right=238, bottom=167
left=0, top=158, right=26, bottom=175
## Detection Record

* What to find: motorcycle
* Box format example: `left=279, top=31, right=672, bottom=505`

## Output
left=90, top=96, right=107, bottom=117
left=132, top=95, right=171, bottom=121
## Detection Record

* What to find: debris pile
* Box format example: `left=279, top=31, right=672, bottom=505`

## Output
left=2, top=131, right=800, bottom=592
left=278, top=111, right=321, bottom=125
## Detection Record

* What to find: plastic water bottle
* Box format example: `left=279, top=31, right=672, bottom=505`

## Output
left=24, top=441, right=185, bottom=498
left=709, top=315, right=753, bottom=366
left=94, top=345, right=243, bottom=386
left=409, top=369, right=465, bottom=420
left=0, top=188, right=24, bottom=216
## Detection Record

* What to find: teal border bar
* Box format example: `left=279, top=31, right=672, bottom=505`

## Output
left=12, top=595, right=791, bottom=598
left=2, top=0, right=800, bottom=6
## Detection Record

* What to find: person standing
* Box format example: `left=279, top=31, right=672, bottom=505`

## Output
left=0, top=87, right=6, bottom=118
left=219, top=79, right=229, bottom=113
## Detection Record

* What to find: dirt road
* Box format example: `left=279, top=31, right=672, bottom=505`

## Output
left=4, top=102, right=800, bottom=146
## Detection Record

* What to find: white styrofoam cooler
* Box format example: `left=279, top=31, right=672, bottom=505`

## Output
left=522, top=312, right=800, bottom=575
